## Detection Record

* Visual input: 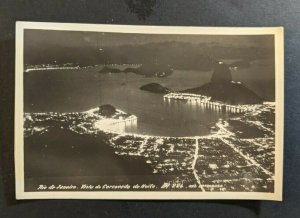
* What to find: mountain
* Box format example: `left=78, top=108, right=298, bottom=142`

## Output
left=98, top=104, right=117, bottom=117
left=210, top=62, right=232, bottom=83
left=24, top=41, right=273, bottom=71
left=182, top=63, right=263, bottom=105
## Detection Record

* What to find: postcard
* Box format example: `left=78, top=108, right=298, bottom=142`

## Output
left=15, top=22, right=284, bottom=200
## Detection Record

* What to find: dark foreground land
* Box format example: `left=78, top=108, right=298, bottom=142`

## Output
left=24, top=127, right=165, bottom=191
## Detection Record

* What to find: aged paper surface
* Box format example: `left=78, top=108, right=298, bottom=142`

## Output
left=15, top=22, right=284, bottom=200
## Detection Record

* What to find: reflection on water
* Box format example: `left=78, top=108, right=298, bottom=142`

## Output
left=164, top=97, right=223, bottom=113
left=98, top=117, right=138, bottom=134
left=164, top=97, right=247, bottom=114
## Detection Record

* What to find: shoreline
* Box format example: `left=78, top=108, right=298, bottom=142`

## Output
left=24, top=103, right=275, bottom=191
left=164, top=92, right=260, bottom=113
left=24, top=100, right=274, bottom=140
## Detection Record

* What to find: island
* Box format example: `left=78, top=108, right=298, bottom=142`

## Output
left=140, top=83, right=171, bottom=94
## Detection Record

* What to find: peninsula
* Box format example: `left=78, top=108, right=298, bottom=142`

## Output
left=182, top=62, right=263, bottom=105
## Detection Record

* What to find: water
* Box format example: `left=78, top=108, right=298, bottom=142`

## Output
left=24, top=62, right=274, bottom=137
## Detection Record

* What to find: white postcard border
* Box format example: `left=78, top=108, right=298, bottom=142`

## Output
left=15, top=22, right=284, bottom=201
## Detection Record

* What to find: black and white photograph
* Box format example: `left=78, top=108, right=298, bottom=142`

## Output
left=15, top=22, right=284, bottom=200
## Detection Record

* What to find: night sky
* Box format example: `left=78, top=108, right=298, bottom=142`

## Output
left=24, top=29, right=274, bottom=49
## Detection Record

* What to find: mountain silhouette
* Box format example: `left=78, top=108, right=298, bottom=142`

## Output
left=24, top=41, right=273, bottom=72
left=183, top=62, right=263, bottom=105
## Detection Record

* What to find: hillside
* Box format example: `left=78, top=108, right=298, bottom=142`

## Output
left=182, top=63, right=263, bottom=105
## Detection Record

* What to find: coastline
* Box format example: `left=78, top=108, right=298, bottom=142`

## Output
left=23, top=101, right=275, bottom=192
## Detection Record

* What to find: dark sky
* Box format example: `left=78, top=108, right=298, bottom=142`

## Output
left=24, top=29, right=274, bottom=48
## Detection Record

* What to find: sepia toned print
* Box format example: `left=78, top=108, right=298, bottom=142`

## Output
left=15, top=22, right=284, bottom=200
